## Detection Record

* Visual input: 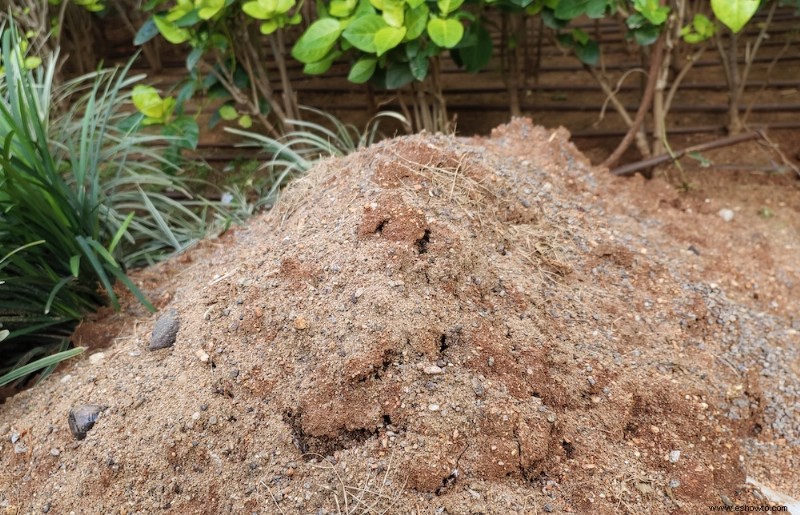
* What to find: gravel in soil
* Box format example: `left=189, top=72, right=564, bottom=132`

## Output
left=0, top=119, right=797, bottom=514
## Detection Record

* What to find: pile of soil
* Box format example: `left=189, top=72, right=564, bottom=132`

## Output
left=1, top=120, right=798, bottom=514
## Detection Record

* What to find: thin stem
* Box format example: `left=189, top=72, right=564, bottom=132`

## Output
left=602, top=32, right=666, bottom=169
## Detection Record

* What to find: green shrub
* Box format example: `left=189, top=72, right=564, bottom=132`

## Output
left=0, top=22, right=243, bottom=388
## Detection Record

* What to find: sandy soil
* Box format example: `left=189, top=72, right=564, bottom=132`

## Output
left=1, top=119, right=798, bottom=514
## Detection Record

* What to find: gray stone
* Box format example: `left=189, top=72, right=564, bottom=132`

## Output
left=68, top=404, right=105, bottom=440
left=149, top=309, right=181, bottom=351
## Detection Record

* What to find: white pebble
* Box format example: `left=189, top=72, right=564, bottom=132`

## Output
left=428, top=404, right=440, bottom=411
left=718, top=208, right=735, bottom=222
left=423, top=365, right=443, bottom=375
left=89, top=352, right=105, bottom=365
left=669, top=450, right=681, bottom=463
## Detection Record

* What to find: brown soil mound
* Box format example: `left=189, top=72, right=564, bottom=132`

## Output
left=1, top=120, right=797, bottom=514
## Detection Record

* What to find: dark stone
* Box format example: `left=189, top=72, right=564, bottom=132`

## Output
left=149, top=309, right=181, bottom=351
left=68, top=404, right=105, bottom=440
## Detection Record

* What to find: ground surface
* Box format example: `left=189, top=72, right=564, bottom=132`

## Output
left=1, top=120, right=798, bottom=514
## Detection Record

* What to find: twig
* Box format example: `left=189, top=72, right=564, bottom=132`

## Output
left=602, top=32, right=666, bottom=169
left=611, top=131, right=760, bottom=176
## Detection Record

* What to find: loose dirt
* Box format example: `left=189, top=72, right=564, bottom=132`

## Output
left=1, top=119, right=798, bottom=514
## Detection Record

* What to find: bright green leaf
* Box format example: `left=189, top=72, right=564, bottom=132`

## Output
left=348, top=56, right=378, bottom=83
left=343, top=14, right=386, bottom=52
left=711, top=0, right=758, bottom=33
left=330, top=0, right=357, bottom=17
left=238, top=115, right=253, bottom=128
left=292, top=18, right=343, bottom=63
left=153, top=15, right=191, bottom=44
left=197, top=0, right=225, bottom=19
left=243, top=0, right=270, bottom=18
left=260, top=20, right=279, bottom=34
left=571, top=28, right=589, bottom=45
left=427, top=17, right=463, bottom=48
left=219, top=104, right=238, bottom=120
left=406, top=0, right=424, bottom=8
left=374, top=25, right=406, bottom=56
left=303, top=51, right=339, bottom=74
left=633, top=0, right=669, bottom=25
left=24, top=56, right=41, bottom=69
left=132, top=85, right=167, bottom=119
left=436, top=0, right=463, bottom=16
left=403, top=4, right=429, bottom=40
left=382, top=5, right=405, bottom=27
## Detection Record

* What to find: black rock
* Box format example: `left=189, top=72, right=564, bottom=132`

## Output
left=68, top=404, right=105, bottom=440
left=149, top=308, right=181, bottom=351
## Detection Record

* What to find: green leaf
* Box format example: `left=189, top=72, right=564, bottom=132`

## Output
left=633, top=0, right=669, bottom=25
left=343, top=14, right=386, bottom=52
left=348, top=56, right=378, bottom=83
left=260, top=20, right=279, bottom=34
left=406, top=0, right=425, bottom=8
left=436, top=0, right=463, bottom=16
left=24, top=56, right=41, bottom=69
left=69, top=255, right=81, bottom=277
left=330, top=0, right=357, bottom=17
left=409, top=52, right=428, bottom=80
left=571, top=28, right=589, bottom=45
left=0, top=348, right=85, bottom=389
left=164, top=116, right=199, bottom=149
left=631, top=24, right=661, bottom=45
left=238, top=115, right=253, bottom=128
left=374, top=26, right=406, bottom=56
left=427, top=17, right=463, bottom=48
left=555, top=0, right=608, bottom=20
left=303, top=50, right=339, bottom=74
left=574, top=40, right=599, bottom=66
left=681, top=14, right=716, bottom=43
left=385, top=62, right=414, bottom=89
left=219, top=104, right=238, bottom=120
left=153, top=15, right=191, bottom=44
left=187, top=46, right=203, bottom=71
left=404, top=3, right=429, bottom=40
left=134, top=18, right=159, bottom=45
left=382, top=5, right=405, bottom=27
left=542, top=7, right=568, bottom=29
left=243, top=0, right=271, bottom=18
left=292, top=18, right=343, bottom=63
left=711, top=0, right=758, bottom=33
left=108, top=213, right=135, bottom=255
left=197, top=0, right=225, bottom=19
left=453, top=23, right=491, bottom=72
left=132, top=85, right=167, bottom=119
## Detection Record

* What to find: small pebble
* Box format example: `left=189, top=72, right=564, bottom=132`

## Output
left=423, top=365, right=443, bottom=375
left=68, top=404, right=105, bottom=440
left=428, top=404, right=440, bottom=411
left=293, top=316, right=309, bottom=330
left=49, top=448, right=60, bottom=456
left=88, top=352, right=105, bottom=365
left=718, top=208, right=735, bottom=222
left=669, top=450, right=681, bottom=463
left=195, top=349, right=210, bottom=363
left=149, top=309, right=180, bottom=351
